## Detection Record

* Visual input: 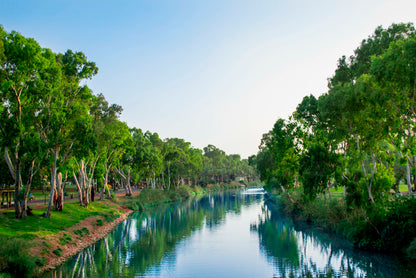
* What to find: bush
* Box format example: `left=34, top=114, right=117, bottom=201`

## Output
left=176, top=186, right=191, bottom=200
left=407, top=238, right=416, bottom=260
left=0, top=238, right=38, bottom=277
left=59, top=233, right=72, bottom=245
left=349, top=196, right=416, bottom=252
left=52, top=247, right=62, bottom=257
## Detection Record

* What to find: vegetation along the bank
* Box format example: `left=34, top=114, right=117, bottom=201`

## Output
left=0, top=25, right=258, bottom=277
left=253, top=22, right=416, bottom=259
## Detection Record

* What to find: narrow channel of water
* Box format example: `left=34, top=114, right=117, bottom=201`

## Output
left=44, top=189, right=416, bottom=277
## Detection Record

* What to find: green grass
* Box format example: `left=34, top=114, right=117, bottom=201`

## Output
left=0, top=201, right=122, bottom=240
left=29, top=188, right=79, bottom=201
left=329, top=187, right=344, bottom=198
left=399, top=183, right=411, bottom=192
left=0, top=198, right=124, bottom=277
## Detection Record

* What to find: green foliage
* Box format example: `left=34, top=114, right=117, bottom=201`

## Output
left=52, top=247, right=63, bottom=257
left=81, top=227, right=90, bottom=235
left=299, top=143, right=339, bottom=200
left=350, top=196, right=416, bottom=252
left=74, top=227, right=90, bottom=238
left=59, top=233, right=72, bottom=245
left=42, top=241, right=52, bottom=249
left=0, top=237, right=39, bottom=277
left=407, top=238, right=416, bottom=260
left=257, top=118, right=299, bottom=192
left=96, top=218, right=104, bottom=226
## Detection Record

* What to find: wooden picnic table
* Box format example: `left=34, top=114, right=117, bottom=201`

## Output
left=1, top=189, right=14, bottom=208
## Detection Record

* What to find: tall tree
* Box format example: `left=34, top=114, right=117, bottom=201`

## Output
left=0, top=29, right=58, bottom=218
left=371, top=36, right=416, bottom=193
left=44, top=49, right=98, bottom=217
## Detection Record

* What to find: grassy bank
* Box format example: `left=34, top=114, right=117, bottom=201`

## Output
left=0, top=182, right=246, bottom=277
left=270, top=189, right=416, bottom=260
left=0, top=199, right=126, bottom=277
left=119, top=182, right=245, bottom=210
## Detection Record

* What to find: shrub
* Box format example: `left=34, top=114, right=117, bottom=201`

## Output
left=407, top=238, right=416, bottom=260
left=0, top=238, right=38, bottom=277
left=350, top=196, right=416, bottom=252
left=176, top=186, right=191, bottom=200
left=52, top=247, right=62, bottom=257
left=74, top=227, right=90, bottom=238
left=59, top=233, right=72, bottom=245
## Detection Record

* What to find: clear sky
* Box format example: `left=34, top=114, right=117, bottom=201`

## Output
left=1, top=0, right=415, bottom=158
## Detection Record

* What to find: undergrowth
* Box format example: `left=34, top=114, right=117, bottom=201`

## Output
left=274, top=189, right=416, bottom=258
left=0, top=237, right=44, bottom=277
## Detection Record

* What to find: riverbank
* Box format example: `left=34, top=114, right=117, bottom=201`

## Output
left=37, top=205, right=133, bottom=274
left=267, top=189, right=416, bottom=260
left=0, top=183, right=247, bottom=277
left=0, top=196, right=134, bottom=277
left=119, top=182, right=245, bottom=211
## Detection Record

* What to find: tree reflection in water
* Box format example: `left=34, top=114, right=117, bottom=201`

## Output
left=252, top=199, right=416, bottom=278
left=44, top=192, right=416, bottom=278
left=44, top=193, right=253, bottom=278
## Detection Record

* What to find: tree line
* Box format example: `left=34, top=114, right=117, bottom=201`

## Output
left=253, top=22, right=416, bottom=208
left=0, top=26, right=257, bottom=219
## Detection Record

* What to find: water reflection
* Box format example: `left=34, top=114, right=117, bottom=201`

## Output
left=253, top=199, right=416, bottom=278
left=44, top=190, right=416, bottom=278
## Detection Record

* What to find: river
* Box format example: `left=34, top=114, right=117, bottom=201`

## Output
left=44, top=188, right=416, bottom=277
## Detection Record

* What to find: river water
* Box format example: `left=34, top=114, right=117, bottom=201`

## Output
left=44, top=189, right=416, bottom=277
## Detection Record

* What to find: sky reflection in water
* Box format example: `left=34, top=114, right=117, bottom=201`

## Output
left=45, top=190, right=416, bottom=278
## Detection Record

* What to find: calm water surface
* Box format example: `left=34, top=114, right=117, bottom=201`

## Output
left=44, top=189, right=416, bottom=277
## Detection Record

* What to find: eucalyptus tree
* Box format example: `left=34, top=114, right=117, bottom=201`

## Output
left=316, top=23, right=416, bottom=205
left=255, top=147, right=277, bottom=189
left=187, top=147, right=203, bottom=185
left=44, top=50, right=98, bottom=217
left=294, top=95, right=340, bottom=200
left=203, top=144, right=226, bottom=183
left=370, top=36, right=416, bottom=193
left=164, top=138, right=191, bottom=188
left=114, top=130, right=134, bottom=196
left=257, top=118, right=299, bottom=198
left=144, top=131, right=163, bottom=188
left=329, top=22, right=415, bottom=88
left=90, top=93, right=128, bottom=199
left=0, top=28, right=59, bottom=218
left=131, top=129, right=162, bottom=189
left=162, top=140, right=180, bottom=189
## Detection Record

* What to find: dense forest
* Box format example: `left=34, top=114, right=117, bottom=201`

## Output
left=253, top=22, right=416, bottom=254
left=0, top=26, right=257, bottom=219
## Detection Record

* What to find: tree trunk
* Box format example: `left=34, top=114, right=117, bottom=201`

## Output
left=126, top=169, right=132, bottom=196
left=168, top=162, right=171, bottom=190
left=13, top=155, right=23, bottom=218
left=327, top=181, right=332, bottom=199
left=73, top=172, right=83, bottom=206
left=46, top=148, right=59, bottom=218
left=406, top=162, right=412, bottom=194
left=54, top=173, right=63, bottom=211
left=19, top=160, right=35, bottom=219
left=280, top=185, right=295, bottom=203
left=101, top=163, right=109, bottom=200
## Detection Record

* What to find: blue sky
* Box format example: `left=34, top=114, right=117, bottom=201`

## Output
left=1, top=0, right=415, bottom=158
